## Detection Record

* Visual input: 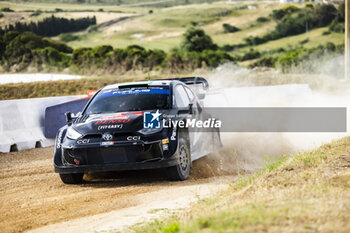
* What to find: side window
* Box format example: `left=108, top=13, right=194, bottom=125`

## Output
left=175, top=85, right=190, bottom=108
left=184, top=86, right=195, bottom=102
left=185, top=86, right=202, bottom=111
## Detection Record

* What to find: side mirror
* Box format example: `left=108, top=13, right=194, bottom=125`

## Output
left=189, top=103, right=193, bottom=114
left=65, top=112, right=73, bottom=124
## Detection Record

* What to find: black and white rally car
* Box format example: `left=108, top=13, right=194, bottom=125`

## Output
left=54, top=77, right=221, bottom=184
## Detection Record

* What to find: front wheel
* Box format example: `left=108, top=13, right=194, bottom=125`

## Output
left=59, top=173, right=84, bottom=184
left=166, top=138, right=191, bottom=181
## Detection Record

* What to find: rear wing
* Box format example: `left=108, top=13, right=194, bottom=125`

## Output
left=171, top=77, right=209, bottom=90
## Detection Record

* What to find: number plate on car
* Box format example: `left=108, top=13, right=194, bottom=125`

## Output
left=100, top=141, right=114, bottom=146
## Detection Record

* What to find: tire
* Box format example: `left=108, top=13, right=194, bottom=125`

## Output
left=166, top=137, right=191, bottom=181
left=59, top=173, right=84, bottom=184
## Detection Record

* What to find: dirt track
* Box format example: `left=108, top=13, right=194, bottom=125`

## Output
left=0, top=147, right=236, bottom=233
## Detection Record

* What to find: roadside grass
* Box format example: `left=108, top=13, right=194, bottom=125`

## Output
left=0, top=70, right=345, bottom=100
left=132, top=137, right=350, bottom=233
left=0, top=71, right=199, bottom=100
left=0, top=75, right=143, bottom=100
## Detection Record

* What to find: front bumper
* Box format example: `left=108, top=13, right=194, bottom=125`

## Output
left=54, top=157, right=178, bottom=174
left=55, top=139, right=178, bottom=174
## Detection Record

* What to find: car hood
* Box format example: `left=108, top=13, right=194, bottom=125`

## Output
left=72, top=111, right=144, bottom=135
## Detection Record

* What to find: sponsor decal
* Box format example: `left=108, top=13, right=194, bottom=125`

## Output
left=77, top=139, right=90, bottom=144
left=102, top=133, right=113, bottom=141
left=143, top=110, right=161, bottom=129
left=99, top=88, right=170, bottom=98
left=127, top=136, right=141, bottom=141
left=162, top=138, right=169, bottom=144
left=74, top=159, right=80, bottom=165
left=170, top=128, right=176, bottom=141
left=88, top=90, right=98, bottom=97
left=94, top=119, right=130, bottom=125
left=100, top=141, right=114, bottom=146
left=111, top=89, right=170, bottom=96
left=97, top=124, right=123, bottom=130
left=98, top=112, right=131, bottom=121
left=162, top=144, right=169, bottom=151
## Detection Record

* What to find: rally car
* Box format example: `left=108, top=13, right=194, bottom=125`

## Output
left=54, top=77, right=221, bottom=184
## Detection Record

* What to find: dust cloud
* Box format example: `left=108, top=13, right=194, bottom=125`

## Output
left=194, top=61, right=349, bottom=176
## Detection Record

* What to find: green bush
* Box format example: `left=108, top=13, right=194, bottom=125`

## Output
left=239, top=49, right=261, bottom=61
left=166, top=49, right=234, bottom=72
left=32, top=47, right=71, bottom=68
left=59, top=33, right=81, bottom=42
left=181, top=27, right=217, bottom=52
left=329, top=21, right=344, bottom=33
left=256, top=17, right=269, bottom=23
left=222, top=23, right=240, bottom=33
left=250, top=56, right=278, bottom=68
left=271, top=5, right=299, bottom=20
left=0, top=31, right=72, bottom=71
left=276, top=50, right=302, bottom=72
left=0, top=8, right=14, bottom=12
left=30, top=10, right=42, bottom=17
left=315, top=4, right=337, bottom=27
left=329, top=2, right=345, bottom=33
left=0, top=13, right=3, bottom=18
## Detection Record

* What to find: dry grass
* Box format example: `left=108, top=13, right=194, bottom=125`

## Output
left=133, top=137, right=350, bottom=233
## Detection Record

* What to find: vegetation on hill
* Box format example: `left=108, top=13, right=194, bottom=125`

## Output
left=134, top=137, right=350, bottom=232
left=0, top=27, right=233, bottom=73
left=0, top=15, right=96, bottom=37
left=243, top=3, right=342, bottom=46
left=0, top=2, right=345, bottom=76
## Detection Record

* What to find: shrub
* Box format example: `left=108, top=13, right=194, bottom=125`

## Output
left=32, top=47, right=70, bottom=68
left=59, top=33, right=81, bottom=42
left=315, top=4, right=337, bottom=27
left=250, top=56, right=278, bottom=68
left=299, top=38, right=309, bottom=45
left=1, top=8, right=14, bottom=12
left=222, top=23, right=240, bottom=33
left=239, top=49, right=261, bottom=61
left=166, top=50, right=234, bottom=72
left=271, top=5, right=299, bottom=20
left=276, top=49, right=302, bottom=72
left=0, top=31, right=72, bottom=71
left=30, top=10, right=42, bottom=17
left=0, top=13, right=3, bottom=18
left=256, top=16, right=269, bottom=23
left=181, top=27, right=217, bottom=52
left=329, top=21, right=344, bottom=33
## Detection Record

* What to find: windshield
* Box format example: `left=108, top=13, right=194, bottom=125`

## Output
left=84, top=88, right=170, bottom=114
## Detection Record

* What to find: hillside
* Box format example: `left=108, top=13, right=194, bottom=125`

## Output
left=0, top=1, right=344, bottom=52
left=0, top=1, right=345, bottom=95
left=135, top=136, right=350, bottom=232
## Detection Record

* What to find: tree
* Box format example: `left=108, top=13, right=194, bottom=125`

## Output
left=315, top=4, right=337, bottom=27
left=181, top=27, right=217, bottom=52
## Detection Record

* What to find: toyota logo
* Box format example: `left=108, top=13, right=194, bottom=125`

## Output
left=102, top=133, right=113, bottom=141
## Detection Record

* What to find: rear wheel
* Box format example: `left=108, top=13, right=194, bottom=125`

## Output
left=166, top=137, right=191, bottom=181
left=59, top=173, right=84, bottom=184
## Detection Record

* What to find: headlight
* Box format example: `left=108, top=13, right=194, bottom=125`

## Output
left=137, top=127, right=162, bottom=135
left=66, top=127, right=83, bottom=140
